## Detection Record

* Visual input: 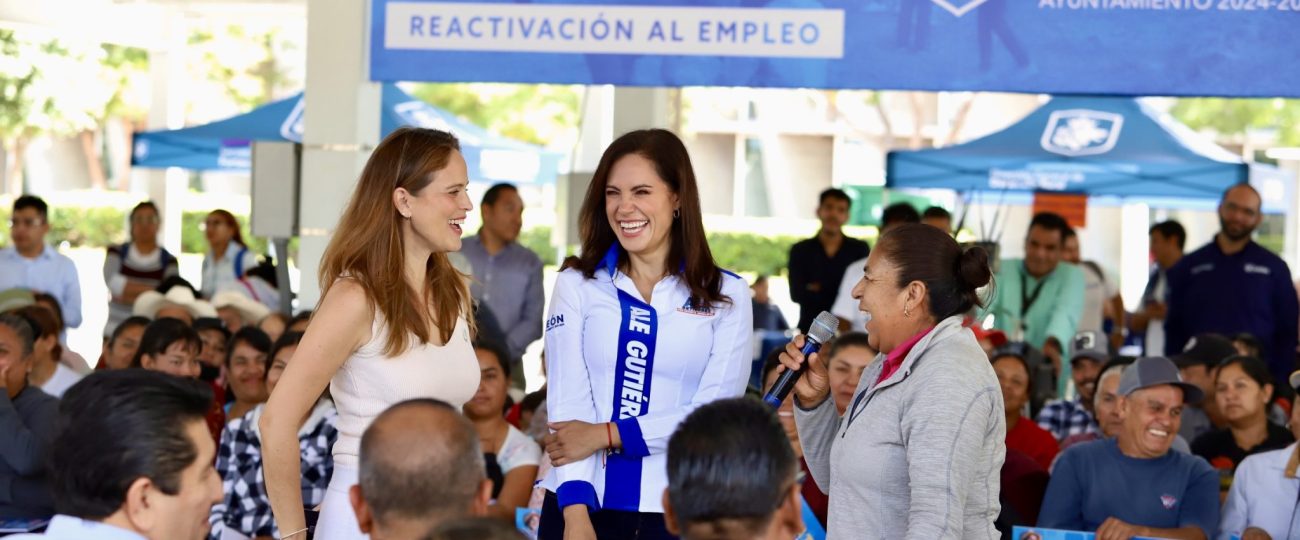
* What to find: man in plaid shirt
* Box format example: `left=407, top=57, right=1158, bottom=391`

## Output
left=1035, top=331, right=1106, bottom=441
left=209, top=400, right=338, bottom=539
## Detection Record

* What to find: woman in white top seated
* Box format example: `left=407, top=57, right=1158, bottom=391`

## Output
left=261, top=127, right=481, bottom=540
left=464, top=340, right=542, bottom=520
left=1218, top=372, right=1300, bottom=540
left=538, top=129, right=753, bottom=540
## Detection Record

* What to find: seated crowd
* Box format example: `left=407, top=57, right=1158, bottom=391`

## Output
left=7, top=183, right=1300, bottom=540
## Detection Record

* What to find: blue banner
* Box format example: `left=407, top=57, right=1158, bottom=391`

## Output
left=370, top=0, right=1300, bottom=97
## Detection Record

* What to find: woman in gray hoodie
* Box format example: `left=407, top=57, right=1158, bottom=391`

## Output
left=778, top=223, right=1005, bottom=539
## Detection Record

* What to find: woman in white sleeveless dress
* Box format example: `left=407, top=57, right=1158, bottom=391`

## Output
left=261, top=127, right=481, bottom=540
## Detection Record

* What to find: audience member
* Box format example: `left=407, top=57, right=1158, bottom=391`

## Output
left=100, top=316, right=149, bottom=370
left=0, top=313, right=57, bottom=520
left=193, top=318, right=230, bottom=384
left=1165, top=183, right=1299, bottom=388
left=1036, top=331, right=1106, bottom=442
left=921, top=205, right=952, bottom=233
left=223, top=327, right=271, bottom=422
left=30, top=292, right=89, bottom=373
left=788, top=188, right=870, bottom=333
left=133, top=318, right=203, bottom=378
left=664, top=398, right=804, bottom=540
left=463, top=341, right=541, bottom=520
left=286, top=310, right=311, bottom=333
left=258, top=312, right=291, bottom=343
left=1217, top=370, right=1300, bottom=540
left=983, top=212, right=1085, bottom=395
left=1132, top=220, right=1186, bottom=356
left=0, top=288, right=35, bottom=313
left=132, top=318, right=224, bottom=441
left=969, top=322, right=1008, bottom=357
left=211, top=290, right=270, bottom=333
left=1191, top=356, right=1294, bottom=493
left=994, top=348, right=1058, bottom=470
left=349, top=399, right=492, bottom=540
left=0, top=195, right=82, bottom=332
left=824, top=332, right=877, bottom=415
left=1063, top=228, right=1125, bottom=352
left=210, top=331, right=337, bottom=540
left=1038, top=356, right=1219, bottom=538
left=1059, top=357, right=1195, bottom=457
left=103, top=201, right=179, bottom=338
left=750, top=275, right=789, bottom=333
left=1233, top=333, right=1262, bottom=359
left=14, top=305, right=80, bottom=399
left=759, top=349, right=826, bottom=527
left=201, top=210, right=260, bottom=301
left=1172, top=333, right=1238, bottom=442
left=8, top=369, right=221, bottom=540
left=829, top=202, right=919, bottom=332
left=423, top=517, right=526, bottom=540
left=134, top=285, right=218, bottom=326
left=460, top=183, right=544, bottom=391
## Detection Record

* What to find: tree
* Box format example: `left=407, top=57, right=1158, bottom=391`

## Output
left=1170, top=98, right=1300, bottom=147
left=0, top=30, right=114, bottom=194
left=408, top=83, right=580, bottom=146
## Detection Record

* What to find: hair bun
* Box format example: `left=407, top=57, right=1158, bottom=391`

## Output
left=956, top=246, right=993, bottom=292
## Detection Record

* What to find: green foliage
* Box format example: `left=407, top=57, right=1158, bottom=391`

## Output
left=407, top=83, right=581, bottom=146
left=516, top=226, right=797, bottom=275
left=705, top=232, right=799, bottom=276
left=0, top=29, right=113, bottom=140
left=1170, top=98, right=1300, bottom=146
left=517, top=226, right=558, bottom=266
left=188, top=24, right=297, bottom=109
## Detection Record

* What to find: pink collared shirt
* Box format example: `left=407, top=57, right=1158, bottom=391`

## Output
left=876, top=326, right=935, bottom=384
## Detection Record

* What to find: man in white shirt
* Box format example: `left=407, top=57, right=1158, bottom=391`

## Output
left=0, top=195, right=82, bottom=331
left=9, top=370, right=222, bottom=540
left=1132, top=220, right=1186, bottom=357
left=1218, top=370, right=1300, bottom=540
left=831, top=203, right=920, bottom=331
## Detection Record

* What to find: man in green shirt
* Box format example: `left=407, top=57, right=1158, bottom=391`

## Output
left=981, top=212, right=1085, bottom=397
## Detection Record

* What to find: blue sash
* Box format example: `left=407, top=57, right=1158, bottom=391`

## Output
left=604, top=288, right=657, bottom=511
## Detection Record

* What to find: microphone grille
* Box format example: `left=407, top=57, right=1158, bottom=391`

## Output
left=808, top=311, right=839, bottom=344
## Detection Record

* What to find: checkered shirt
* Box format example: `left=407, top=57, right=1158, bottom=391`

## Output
left=208, top=402, right=338, bottom=539
left=1034, top=395, right=1098, bottom=442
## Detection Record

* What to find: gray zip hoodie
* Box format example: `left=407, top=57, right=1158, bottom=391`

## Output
left=795, top=316, right=1005, bottom=539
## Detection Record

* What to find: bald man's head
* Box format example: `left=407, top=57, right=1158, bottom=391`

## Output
left=351, top=399, right=490, bottom=539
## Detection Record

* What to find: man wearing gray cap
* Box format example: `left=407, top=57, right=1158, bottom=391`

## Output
left=1038, top=356, right=1219, bottom=539
left=1037, top=331, right=1108, bottom=442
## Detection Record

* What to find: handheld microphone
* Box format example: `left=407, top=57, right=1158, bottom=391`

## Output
left=763, top=311, right=839, bottom=408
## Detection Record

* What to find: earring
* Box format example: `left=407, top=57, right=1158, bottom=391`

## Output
left=904, top=305, right=911, bottom=317
left=673, top=208, right=680, bottom=219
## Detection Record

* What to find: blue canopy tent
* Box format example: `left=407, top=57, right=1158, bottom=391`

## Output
left=131, top=84, right=563, bottom=185
left=885, top=97, right=1248, bottom=200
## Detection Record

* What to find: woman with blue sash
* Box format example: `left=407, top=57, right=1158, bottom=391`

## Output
left=538, top=129, right=753, bottom=540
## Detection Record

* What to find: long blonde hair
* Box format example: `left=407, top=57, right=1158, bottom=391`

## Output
left=319, top=127, right=473, bottom=355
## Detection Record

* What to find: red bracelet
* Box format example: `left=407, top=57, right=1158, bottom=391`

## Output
left=605, top=422, right=614, bottom=449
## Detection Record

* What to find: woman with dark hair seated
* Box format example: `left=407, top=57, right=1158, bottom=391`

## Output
left=0, top=312, right=58, bottom=521
left=1191, top=355, right=1294, bottom=493
left=211, top=331, right=338, bottom=540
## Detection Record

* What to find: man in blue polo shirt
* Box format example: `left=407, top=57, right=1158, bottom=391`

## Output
left=1038, top=356, right=1219, bottom=539
left=1164, top=183, right=1299, bottom=387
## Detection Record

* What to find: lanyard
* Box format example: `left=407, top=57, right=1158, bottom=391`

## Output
left=1020, top=265, right=1047, bottom=319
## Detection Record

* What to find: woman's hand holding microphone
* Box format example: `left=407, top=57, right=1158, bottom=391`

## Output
left=776, top=334, right=832, bottom=410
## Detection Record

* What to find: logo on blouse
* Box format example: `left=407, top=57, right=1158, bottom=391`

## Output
left=545, top=315, right=565, bottom=332
left=1244, top=263, right=1272, bottom=276
left=1160, top=494, right=1177, bottom=510
left=677, top=298, right=715, bottom=317
left=1190, top=263, right=1214, bottom=276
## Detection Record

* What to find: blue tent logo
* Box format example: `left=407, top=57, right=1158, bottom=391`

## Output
left=1040, top=109, right=1124, bottom=157
left=931, top=0, right=988, bottom=17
